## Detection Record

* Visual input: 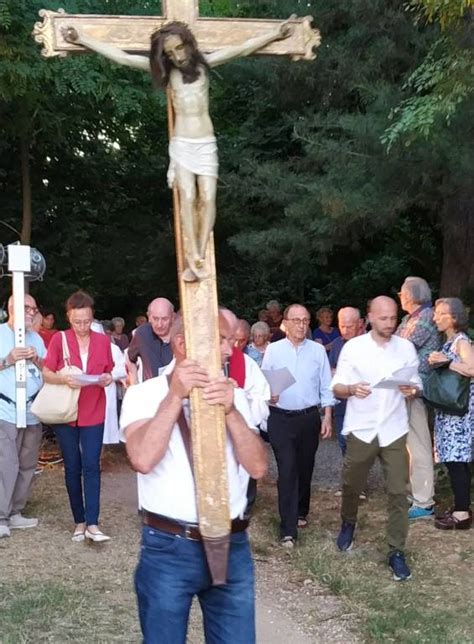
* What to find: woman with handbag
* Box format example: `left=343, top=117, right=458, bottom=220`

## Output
left=43, top=291, right=114, bottom=542
left=428, top=297, right=474, bottom=530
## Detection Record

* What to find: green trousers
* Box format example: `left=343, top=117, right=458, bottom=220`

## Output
left=341, top=433, right=409, bottom=553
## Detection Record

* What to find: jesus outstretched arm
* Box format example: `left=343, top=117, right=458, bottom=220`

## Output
left=62, top=27, right=150, bottom=71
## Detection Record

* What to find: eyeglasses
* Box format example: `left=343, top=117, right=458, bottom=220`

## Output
left=286, top=317, right=310, bottom=325
left=24, top=305, right=38, bottom=314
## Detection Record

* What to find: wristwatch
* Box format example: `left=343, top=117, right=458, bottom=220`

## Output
left=1, top=357, right=10, bottom=369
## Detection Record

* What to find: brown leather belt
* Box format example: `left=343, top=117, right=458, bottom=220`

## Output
left=143, top=510, right=249, bottom=541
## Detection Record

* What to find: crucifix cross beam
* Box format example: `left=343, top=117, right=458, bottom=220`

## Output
left=33, top=2, right=320, bottom=60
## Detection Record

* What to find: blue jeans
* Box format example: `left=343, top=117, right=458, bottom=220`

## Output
left=135, top=526, right=255, bottom=644
left=54, top=423, right=104, bottom=525
left=335, top=415, right=347, bottom=455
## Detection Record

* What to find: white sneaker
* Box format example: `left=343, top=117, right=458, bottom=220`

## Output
left=9, top=514, right=38, bottom=529
left=0, top=525, right=11, bottom=538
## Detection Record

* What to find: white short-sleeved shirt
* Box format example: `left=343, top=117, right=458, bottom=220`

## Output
left=0, top=323, right=46, bottom=425
left=120, top=362, right=257, bottom=522
left=331, top=332, right=422, bottom=447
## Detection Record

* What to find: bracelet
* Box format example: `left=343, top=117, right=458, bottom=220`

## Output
left=348, top=384, right=353, bottom=397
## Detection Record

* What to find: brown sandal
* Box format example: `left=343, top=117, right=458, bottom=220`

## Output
left=434, top=511, right=471, bottom=530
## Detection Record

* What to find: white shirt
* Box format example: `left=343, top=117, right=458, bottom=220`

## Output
left=243, top=353, right=270, bottom=426
left=331, top=332, right=421, bottom=447
left=119, top=363, right=256, bottom=522
left=261, top=338, right=335, bottom=410
left=103, top=343, right=127, bottom=445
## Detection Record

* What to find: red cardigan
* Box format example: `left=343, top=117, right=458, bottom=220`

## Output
left=44, top=329, right=114, bottom=426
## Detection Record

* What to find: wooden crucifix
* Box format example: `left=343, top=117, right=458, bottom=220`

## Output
left=33, top=0, right=320, bottom=583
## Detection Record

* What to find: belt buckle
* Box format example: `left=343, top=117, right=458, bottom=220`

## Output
left=183, top=523, right=199, bottom=541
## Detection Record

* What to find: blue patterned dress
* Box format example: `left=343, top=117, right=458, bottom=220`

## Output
left=434, top=333, right=473, bottom=463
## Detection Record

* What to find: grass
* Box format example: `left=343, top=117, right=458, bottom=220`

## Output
left=0, top=581, right=139, bottom=643
left=252, top=478, right=474, bottom=644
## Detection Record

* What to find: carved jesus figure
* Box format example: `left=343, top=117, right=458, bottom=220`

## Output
left=64, top=19, right=293, bottom=281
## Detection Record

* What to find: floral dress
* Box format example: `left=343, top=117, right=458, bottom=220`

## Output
left=434, top=333, right=473, bottom=463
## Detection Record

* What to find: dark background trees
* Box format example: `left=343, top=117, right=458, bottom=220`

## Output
left=1, top=0, right=472, bottom=324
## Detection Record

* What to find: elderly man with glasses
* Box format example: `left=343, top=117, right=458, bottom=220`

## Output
left=0, top=294, right=46, bottom=538
left=261, top=303, right=334, bottom=547
left=396, top=276, right=441, bottom=520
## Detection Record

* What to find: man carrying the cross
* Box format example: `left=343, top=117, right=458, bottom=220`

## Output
left=63, top=18, right=293, bottom=281
left=120, top=311, right=267, bottom=643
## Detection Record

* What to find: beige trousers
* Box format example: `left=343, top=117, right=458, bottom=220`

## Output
left=406, top=398, right=435, bottom=508
left=0, top=420, right=42, bottom=525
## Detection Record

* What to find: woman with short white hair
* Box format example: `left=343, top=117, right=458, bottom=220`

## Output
left=111, top=316, right=129, bottom=351
left=247, top=321, right=271, bottom=367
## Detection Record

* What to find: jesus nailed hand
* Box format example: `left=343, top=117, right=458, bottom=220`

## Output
left=62, top=17, right=294, bottom=282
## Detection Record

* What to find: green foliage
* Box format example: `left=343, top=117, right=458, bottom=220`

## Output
left=406, top=0, right=474, bottom=29
left=382, top=37, right=474, bottom=148
left=383, top=0, right=473, bottom=147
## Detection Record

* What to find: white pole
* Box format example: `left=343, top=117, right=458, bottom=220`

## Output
left=8, top=245, right=31, bottom=428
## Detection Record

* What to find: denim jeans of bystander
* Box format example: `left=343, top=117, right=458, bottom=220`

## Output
left=55, top=423, right=104, bottom=525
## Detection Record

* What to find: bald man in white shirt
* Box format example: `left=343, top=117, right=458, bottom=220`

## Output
left=332, top=296, right=422, bottom=582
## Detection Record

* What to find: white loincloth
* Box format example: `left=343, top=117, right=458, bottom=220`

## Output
left=167, top=136, right=218, bottom=188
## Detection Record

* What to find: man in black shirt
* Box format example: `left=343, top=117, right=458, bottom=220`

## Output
left=127, top=298, right=174, bottom=383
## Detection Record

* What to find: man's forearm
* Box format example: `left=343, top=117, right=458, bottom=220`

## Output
left=322, top=406, right=332, bottom=419
left=225, top=409, right=267, bottom=479
left=333, top=383, right=353, bottom=399
left=125, top=392, right=182, bottom=473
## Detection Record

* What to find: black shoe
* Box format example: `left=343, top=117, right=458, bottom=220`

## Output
left=336, top=521, right=355, bottom=551
left=388, top=550, right=412, bottom=581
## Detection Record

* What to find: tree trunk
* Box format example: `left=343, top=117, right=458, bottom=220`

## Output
left=439, top=191, right=474, bottom=300
left=20, top=132, right=32, bottom=245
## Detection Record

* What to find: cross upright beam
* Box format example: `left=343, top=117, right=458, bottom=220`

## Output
left=163, top=0, right=198, bottom=24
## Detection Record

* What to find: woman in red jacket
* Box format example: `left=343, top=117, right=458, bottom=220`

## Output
left=43, top=291, right=114, bottom=542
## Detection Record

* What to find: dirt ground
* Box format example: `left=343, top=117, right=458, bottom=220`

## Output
left=0, top=443, right=473, bottom=642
